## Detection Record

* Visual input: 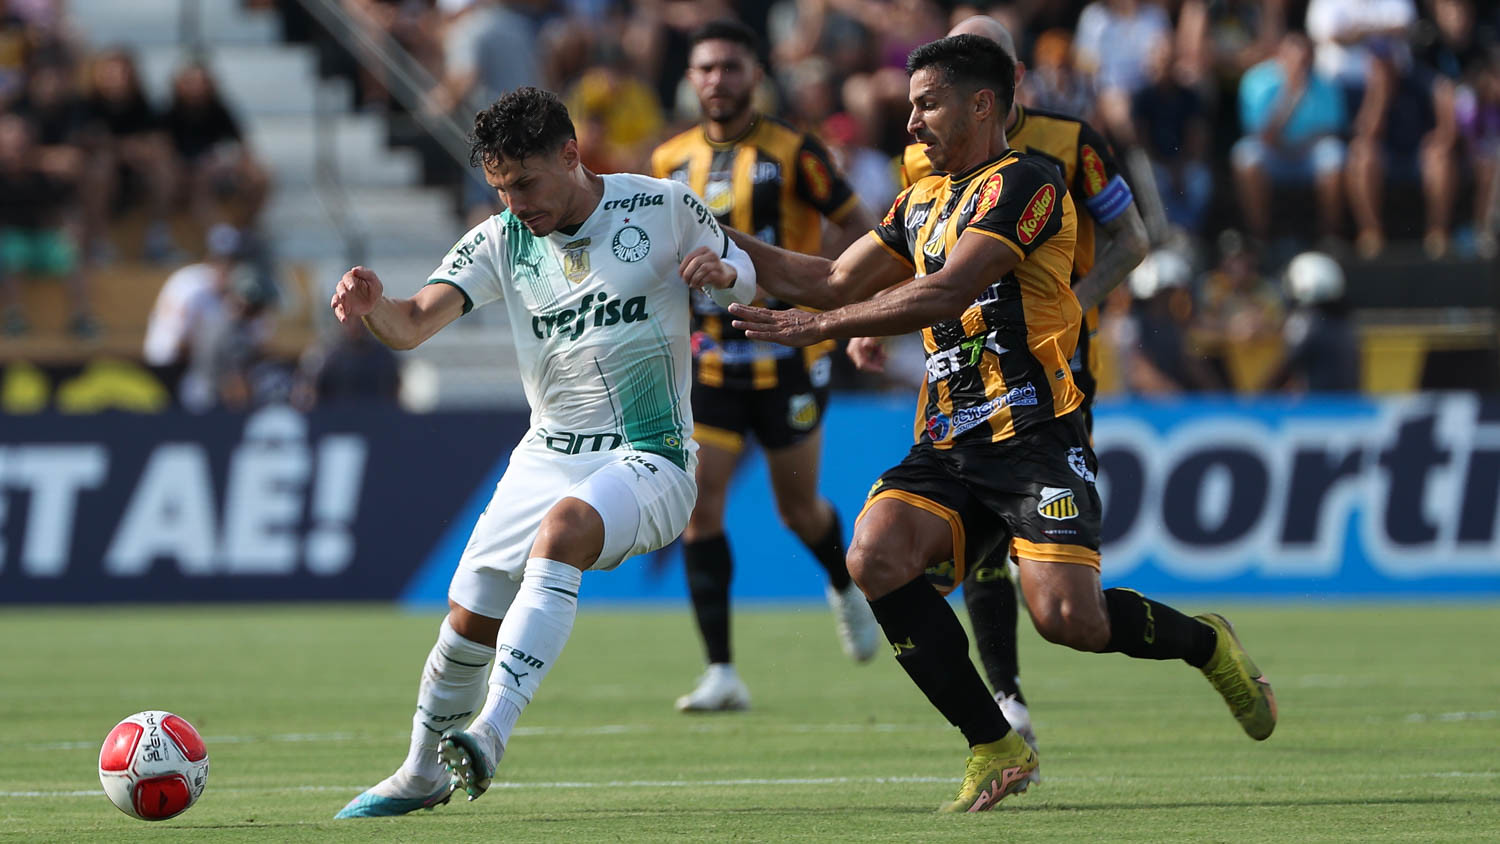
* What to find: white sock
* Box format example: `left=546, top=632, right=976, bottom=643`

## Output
left=395, top=617, right=493, bottom=786
left=473, top=558, right=582, bottom=751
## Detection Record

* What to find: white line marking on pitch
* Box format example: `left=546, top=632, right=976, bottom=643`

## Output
left=5, top=771, right=1497, bottom=800
left=17, top=722, right=942, bottom=752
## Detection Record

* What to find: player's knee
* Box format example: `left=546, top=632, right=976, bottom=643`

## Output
left=683, top=507, right=723, bottom=541
left=530, top=497, right=603, bottom=570
left=846, top=538, right=921, bottom=600
left=775, top=497, right=825, bottom=540
left=1030, top=596, right=1109, bottom=651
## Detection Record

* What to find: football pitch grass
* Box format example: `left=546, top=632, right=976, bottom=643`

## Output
left=2, top=603, right=1496, bottom=842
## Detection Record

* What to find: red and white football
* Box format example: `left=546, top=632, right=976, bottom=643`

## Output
left=98, top=711, right=210, bottom=821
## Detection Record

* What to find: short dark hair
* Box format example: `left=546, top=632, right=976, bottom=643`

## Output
left=469, top=86, right=576, bottom=169
left=688, top=18, right=761, bottom=61
left=906, top=34, right=1017, bottom=116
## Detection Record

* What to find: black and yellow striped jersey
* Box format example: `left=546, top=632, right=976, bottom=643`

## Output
left=874, top=150, right=1083, bottom=448
left=651, top=114, right=861, bottom=389
left=900, top=105, right=1134, bottom=404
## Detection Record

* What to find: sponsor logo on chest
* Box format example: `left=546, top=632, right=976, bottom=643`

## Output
left=531, top=292, right=650, bottom=341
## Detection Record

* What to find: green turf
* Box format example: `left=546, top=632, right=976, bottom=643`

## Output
left=1, top=602, right=1497, bottom=842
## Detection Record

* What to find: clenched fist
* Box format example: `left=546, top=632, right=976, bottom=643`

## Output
left=331, top=266, right=384, bottom=324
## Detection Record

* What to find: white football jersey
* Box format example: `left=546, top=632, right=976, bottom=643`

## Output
left=428, top=173, right=751, bottom=469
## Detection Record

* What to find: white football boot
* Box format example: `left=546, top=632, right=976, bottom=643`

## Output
left=826, top=582, right=880, bottom=663
left=675, top=663, right=751, bottom=712
left=997, top=692, right=1041, bottom=784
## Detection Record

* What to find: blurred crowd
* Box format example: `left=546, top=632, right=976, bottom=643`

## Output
left=339, top=0, right=1500, bottom=265
left=363, top=0, right=1494, bottom=395
left=1, top=0, right=270, bottom=339
left=5, top=0, right=1499, bottom=407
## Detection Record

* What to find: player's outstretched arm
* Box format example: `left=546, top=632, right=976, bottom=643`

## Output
left=1070, top=202, right=1149, bottom=312
left=724, top=227, right=908, bottom=310
left=331, top=266, right=466, bottom=351
left=730, top=231, right=1018, bottom=346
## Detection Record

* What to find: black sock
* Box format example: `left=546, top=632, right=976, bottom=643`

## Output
left=684, top=534, right=733, bottom=664
left=802, top=505, right=851, bottom=591
left=1102, top=588, right=1218, bottom=667
left=868, top=577, right=1010, bottom=746
left=963, top=549, right=1024, bottom=703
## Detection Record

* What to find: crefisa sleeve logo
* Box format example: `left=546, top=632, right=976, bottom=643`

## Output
left=1016, top=183, right=1056, bottom=245
left=611, top=225, right=651, bottom=262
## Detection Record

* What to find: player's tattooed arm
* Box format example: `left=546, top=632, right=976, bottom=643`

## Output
left=1069, top=202, right=1149, bottom=312
left=731, top=231, right=1018, bottom=345
left=331, top=266, right=465, bottom=351
left=724, top=227, right=909, bottom=310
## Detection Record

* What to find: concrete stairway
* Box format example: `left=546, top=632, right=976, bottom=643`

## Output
left=67, top=0, right=522, bottom=408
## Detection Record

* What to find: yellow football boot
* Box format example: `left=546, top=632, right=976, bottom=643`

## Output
left=937, top=730, right=1038, bottom=813
left=1196, top=613, right=1277, bottom=740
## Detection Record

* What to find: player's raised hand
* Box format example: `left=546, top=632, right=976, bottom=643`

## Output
left=729, top=302, right=824, bottom=347
left=331, top=266, right=384, bottom=324
left=679, top=246, right=737, bottom=290
left=846, top=336, right=887, bottom=373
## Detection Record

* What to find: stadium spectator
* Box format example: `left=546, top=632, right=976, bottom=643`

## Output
left=766, top=0, right=873, bottom=75
left=80, top=50, right=180, bottom=262
left=162, top=62, right=271, bottom=229
left=1016, top=28, right=1097, bottom=121
left=1230, top=32, right=1348, bottom=245
left=1073, top=0, right=1172, bottom=97
left=1306, top=0, right=1418, bottom=100
left=0, top=114, right=94, bottom=338
left=565, top=54, right=665, bottom=174
left=1457, top=58, right=1500, bottom=257
left=212, top=269, right=291, bottom=411
left=0, top=0, right=30, bottom=107
left=1107, top=249, right=1222, bottom=394
left=143, top=224, right=274, bottom=411
left=293, top=317, right=402, bottom=409
left=13, top=61, right=86, bottom=179
left=342, top=0, right=443, bottom=112
left=1264, top=250, right=1360, bottom=391
left=1194, top=231, right=1286, bottom=387
left=425, top=0, right=539, bottom=117
left=1126, top=39, right=1213, bottom=231
left=1175, top=0, right=1288, bottom=80
left=1416, top=0, right=1500, bottom=257
left=821, top=111, right=898, bottom=216
left=1345, top=50, right=1456, bottom=258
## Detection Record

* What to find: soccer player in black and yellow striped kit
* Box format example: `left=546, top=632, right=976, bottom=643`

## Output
left=847, top=15, right=1152, bottom=775
left=650, top=19, right=881, bottom=712
left=728, top=34, right=1275, bottom=812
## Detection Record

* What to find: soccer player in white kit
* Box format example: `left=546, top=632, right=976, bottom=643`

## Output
left=331, top=87, right=757, bottom=818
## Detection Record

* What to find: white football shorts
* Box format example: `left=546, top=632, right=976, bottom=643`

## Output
left=447, top=442, right=697, bottom=619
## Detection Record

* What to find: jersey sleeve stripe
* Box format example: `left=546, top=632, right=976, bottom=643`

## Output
left=1083, top=175, right=1133, bottom=225
left=965, top=227, right=1026, bottom=260
left=425, top=278, right=474, bottom=314
left=828, top=194, right=862, bottom=225
left=868, top=230, right=915, bottom=268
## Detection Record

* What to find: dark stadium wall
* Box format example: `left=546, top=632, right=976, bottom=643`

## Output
left=0, top=407, right=524, bottom=603
left=2, top=396, right=1498, bottom=604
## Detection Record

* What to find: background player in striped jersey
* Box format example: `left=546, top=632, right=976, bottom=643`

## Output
left=847, top=15, right=1150, bottom=778
left=727, top=35, right=1274, bottom=812
left=650, top=19, right=881, bottom=712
